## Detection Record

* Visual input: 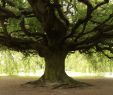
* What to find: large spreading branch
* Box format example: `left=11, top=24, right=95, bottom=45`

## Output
left=66, top=0, right=110, bottom=39
left=65, top=0, right=113, bottom=52
left=0, top=0, right=48, bottom=52
left=0, top=33, right=47, bottom=53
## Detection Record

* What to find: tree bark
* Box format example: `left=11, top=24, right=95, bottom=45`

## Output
left=43, top=51, right=67, bottom=82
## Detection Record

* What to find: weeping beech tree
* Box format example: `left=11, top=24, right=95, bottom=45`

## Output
left=0, top=0, right=113, bottom=88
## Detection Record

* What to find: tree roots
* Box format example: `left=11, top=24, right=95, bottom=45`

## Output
left=22, top=76, right=93, bottom=89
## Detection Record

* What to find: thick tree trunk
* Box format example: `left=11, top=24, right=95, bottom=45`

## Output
left=43, top=51, right=67, bottom=82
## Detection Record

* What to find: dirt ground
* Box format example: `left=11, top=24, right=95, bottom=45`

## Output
left=0, top=76, right=113, bottom=95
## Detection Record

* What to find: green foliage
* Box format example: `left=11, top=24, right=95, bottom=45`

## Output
left=25, top=17, right=43, bottom=33
left=86, top=52, right=113, bottom=72
left=0, top=50, right=113, bottom=75
left=66, top=51, right=113, bottom=73
left=66, top=51, right=90, bottom=72
left=0, top=50, right=44, bottom=75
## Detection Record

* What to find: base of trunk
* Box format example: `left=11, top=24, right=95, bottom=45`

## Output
left=23, top=51, right=92, bottom=89
left=24, top=74, right=92, bottom=89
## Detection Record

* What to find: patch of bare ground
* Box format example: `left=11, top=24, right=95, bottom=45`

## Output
left=0, top=76, right=113, bottom=95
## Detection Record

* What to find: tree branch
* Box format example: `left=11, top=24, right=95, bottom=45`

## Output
left=95, top=44, right=113, bottom=59
left=94, top=0, right=109, bottom=10
left=3, top=0, right=16, bottom=7
left=0, top=6, right=16, bottom=18
left=0, top=33, right=45, bottom=51
left=53, top=0, right=69, bottom=27
left=65, top=0, right=110, bottom=40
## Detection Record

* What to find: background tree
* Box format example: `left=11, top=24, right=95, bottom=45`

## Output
left=0, top=0, right=113, bottom=88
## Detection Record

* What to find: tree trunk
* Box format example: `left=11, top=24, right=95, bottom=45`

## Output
left=43, top=51, right=67, bottom=82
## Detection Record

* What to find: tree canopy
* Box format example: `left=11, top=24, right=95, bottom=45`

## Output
left=1, top=0, right=113, bottom=88
left=0, top=0, right=113, bottom=57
